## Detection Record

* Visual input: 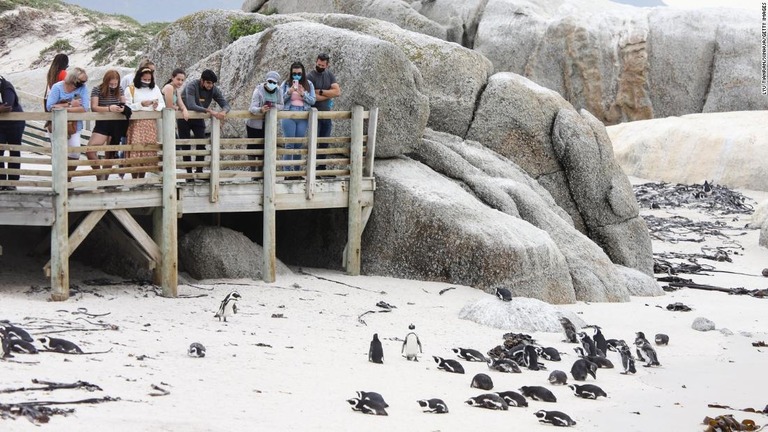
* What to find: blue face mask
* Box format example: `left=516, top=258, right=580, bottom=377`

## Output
left=265, top=82, right=277, bottom=91
left=292, top=74, right=302, bottom=81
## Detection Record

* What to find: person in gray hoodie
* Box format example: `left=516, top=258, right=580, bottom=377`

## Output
left=246, top=71, right=284, bottom=173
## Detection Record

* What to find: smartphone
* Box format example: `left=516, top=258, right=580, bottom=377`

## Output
left=293, top=80, right=299, bottom=89
left=264, top=101, right=274, bottom=108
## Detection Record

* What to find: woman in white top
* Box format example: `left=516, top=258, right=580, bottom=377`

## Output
left=124, top=67, right=164, bottom=179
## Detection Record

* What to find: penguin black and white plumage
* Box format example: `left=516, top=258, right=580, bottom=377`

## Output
left=519, top=386, right=557, bottom=402
left=569, top=384, right=607, bottom=399
left=655, top=333, right=669, bottom=345
left=433, top=356, right=465, bottom=374
left=496, top=390, right=528, bottom=407
left=634, top=332, right=650, bottom=362
left=605, top=339, right=622, bottom=352
left=188, top=342, right=206, bottom=358
left=356, top=391, right=389, bottom=408
left=535, top=410, right=577, bottom=427
left=402, top=330, right=422, bottom=361
left=592, top=326, right=608, bottom=357
left=1, top=321, right=33, bottom=342
left=635, top=339, right=661, bottom=367
left=523, top=345, right=544, bottom=370
left=577, top=332, right=597, bottom=357
left=470, top=373, right=494, bottom=390
left=495, top=287, right=512, bottom=301
left=465, top=393, right=508, bottom=410
left=9, top=339, right=38, bottom=354
left=559, top=317, right=579, bottom=343
left=38, top=336, right=84, bottom=354
left=347, top=397, right=388, bottom=416
left=369, top=333, right=384, bottom=364
left=548, top=370, right=568, bottom=385
left=452, top=347, right=486, bottom=362
left=538, top=346, right=562, bottom=362
left=570, top=358, right=597, bottom=381
left=417, top=398, right=448, bottom=414
left=617, top=343, right=637, bottom=375
left=0, top=329, right=11, bottom=358
left=487, top=357, right=521, bottom=373
left=574, top=347, right=614, bottom=369
left=214, top=291, right=241, bottom=322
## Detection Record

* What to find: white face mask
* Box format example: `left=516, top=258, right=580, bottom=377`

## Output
left=141, top=80, right=151, bottom=86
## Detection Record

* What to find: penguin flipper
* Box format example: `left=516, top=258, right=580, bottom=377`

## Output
left=233, top=303, right=238, bottom=315
left=417, top=336, right=422, bottom=353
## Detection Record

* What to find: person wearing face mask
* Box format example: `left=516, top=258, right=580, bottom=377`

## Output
left=124, top=68, right=164, bottom=179
left=87, top=69, right=127, bottom=181
left=246, top=71, right=284, bottom=174
left=46, top=67, right=91, bottom=171
left=280, top=61, right=315, bottom=180
left=306, top=52, right=341, bottom=175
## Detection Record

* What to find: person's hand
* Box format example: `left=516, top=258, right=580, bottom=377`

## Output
left=0, top=104, right=11, bottom=113
left=71, top=98, right=82, bottom=108
left=182, top=108, right=189, bottom=121
left=142, top=100, right=152, bottom=107
left=261, top=105, right=270, bottom=113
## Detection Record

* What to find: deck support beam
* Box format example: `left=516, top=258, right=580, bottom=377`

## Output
left=262, top=108, right=277, bottom=283
left=50, top=108, right=70, bottom=301
left=345, top=105, right=364, bottom=275
left=160, top=108, right=178, bottom=297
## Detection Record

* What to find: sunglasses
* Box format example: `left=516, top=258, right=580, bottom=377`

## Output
left=267, top=80, right=277, bottom=84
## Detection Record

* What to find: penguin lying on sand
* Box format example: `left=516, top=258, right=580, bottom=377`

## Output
left=417, top=398, right=448, bottom=413
left=465, top=393, right=508, bottom=410
left=452, top=347, right=486, bottom=362
left=433, top=356, right=465, bottom=374
left=38, top=336, right=83, bottom=354
left=495, top=390, right=528, bottom=407
left=519, top=386, right=557, bottom=402
left=569, top=384, right=607, bottom=399
left=535, top=410, right=576, bottom=427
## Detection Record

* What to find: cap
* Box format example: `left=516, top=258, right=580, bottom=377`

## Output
left=265, top=71, right=280, bottom=83
left=201, top=69, right=217, bottom=83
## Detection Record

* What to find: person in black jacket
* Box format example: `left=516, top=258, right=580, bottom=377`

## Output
left=0, top=76, right=25, bottom=190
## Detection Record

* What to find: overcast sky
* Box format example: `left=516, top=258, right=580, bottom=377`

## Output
left=61, top=0, right=757, bottom=24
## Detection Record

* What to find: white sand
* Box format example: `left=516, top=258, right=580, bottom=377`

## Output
left=1, top=185, right=767, bottom=431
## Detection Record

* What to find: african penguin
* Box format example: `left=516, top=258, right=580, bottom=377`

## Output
left=495, top=287, right=512, bottom=301
left=592, top=326, right=608, bottom=357
left=495, top=390, right=528, bottom=407
left=635, top=339, right=661, bottom=367
left=519, top=386, right=557, bottom=402
left=214, top=291, right=241, bottom=322
left=9, top=339, right=39, bottom=354
left=347, top=397, right=388, bottom=416
left=417, top=398, right=448, bottom=413
left=0, top=329, right=11, bottom=358
left=559, top=317, right=578, bottom=343
left=570, top=358, right=597, bottom=381
left=38, top=336, right=83, bottom=354
left=605, top=339, right=622, bottom=352
left=487, top=357, right=521, bottom=373
left=523, top=345, right=544, bottom=370
left=569, top=384, right=607, bottom=399
left=1, top=321, right=33, bottom=342
left=369, top=333, right=384, bottom=364
left=433, top=356, right=465, bottom=374
left=634, top=332, right=650, bottom=362
left=356, top=391, right=389, bottom=408
left=618, top=342, right=637, bottom=374
left=538, top=346, right=562, bottom=362
left=548, top=370, right=568, bottom=385
left=470, top=373, right=494, bottom=390
left=188, top=342, right=206, bottom=358
left=465, top=393, right=508, bottom=410
left=574, top=347, right=614, bottom=368
left=535, top=410, right=577, bottom=427
left=655, top=333, right=669, bottom=345
left=452, top=347, right=486, bottom=362
left=577, top=331, right=597, bottom=357
left=402, top=329, right=422, bottom=361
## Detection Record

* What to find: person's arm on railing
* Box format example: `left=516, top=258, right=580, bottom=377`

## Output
left=181, top=81, right=207, bottom=113
left=209, top=86, right=229, bottom=121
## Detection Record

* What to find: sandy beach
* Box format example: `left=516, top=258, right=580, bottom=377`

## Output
left=1, top=181, right=767, bottom=431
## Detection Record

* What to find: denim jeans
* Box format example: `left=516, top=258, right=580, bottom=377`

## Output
left=281, top=106, right=307, bottom=172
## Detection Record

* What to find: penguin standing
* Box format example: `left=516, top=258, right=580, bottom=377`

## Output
left=402, top=324, right=422, bottom=361
left=214, top=291, right=241, bottom=322
left=634, top=332, right=650, bottom=362
left=617, top=342, right=637, bottom=374
left=417, top=398, right=448, bottom=413
left=577, top=331, right=597, bottom=357
left=38, top=336, right=83, bottom=354
left=569, top=384, right=607, bottom=399
left=519, top=386, right=557, bottom=402
left=523, top=344, right=543, bottom=371
left=535, top=410, right=577, bottom=427
left=495, top=287, right=513, bottom=301
left=433, top=356, right=465, bottom=374
left=559, top=317, right=579, bottom=343
left=592, top=326, right=608, bottom=357
left=635, top=339, right=661, bottom=367
left=369, top=333, right=384, bottom=364
left=0, top=329, right=11, bottom=358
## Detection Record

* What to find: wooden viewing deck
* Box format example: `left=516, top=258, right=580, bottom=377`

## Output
left=0, top=106, right=378, bottom=301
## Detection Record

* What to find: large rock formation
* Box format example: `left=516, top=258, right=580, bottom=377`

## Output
left=607, top=111, right=768, bottom=192
left=458, top=297, right=587, bottom=332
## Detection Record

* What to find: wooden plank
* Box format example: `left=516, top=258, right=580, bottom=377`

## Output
left=209, top=117, right=220, bottom=203
left=43, top=210, right=107, bottom=276
left=306, top=108, right=318, bottom=200
left=262, top=108, right=277, bottom=283
left=110, top=208, right=161, bottom=264
left=346, top=105, right=364, bottom=275
left=160, top=108, right=178, bottom=297
left=364, top=107, right=378, bottom=177
left=49, top=108, right=70, bottom=301
left=0, top=208, right=54, bottom=226
left=68, top=189, right=163, bottom=212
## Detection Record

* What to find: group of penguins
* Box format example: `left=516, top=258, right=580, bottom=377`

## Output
left=0, top=320, right=87, bottom=357
left=352, top=289, right=668, bottom=427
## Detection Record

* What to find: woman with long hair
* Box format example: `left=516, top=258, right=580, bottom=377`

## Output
left=162, top=68, right=189, bottom=121
left=87, top=69, right=127, bottom=181
left=45, top=67, right=90, bottom=172
left=279, top=61, right=315, bottom=179
left=46, top=53, right=69, bottom=91
left=124, top=67, right=164, bottom=179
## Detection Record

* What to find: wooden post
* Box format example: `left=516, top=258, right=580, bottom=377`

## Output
left=209, top=116, right=220, bottom=203
left=364, top=107, right=378, bottom=177
left=305, top=108, right=318, bottom=200
left=262, top=107, right=277, bottom=282
left=50, top=108, right=70, bottom=301
left=152, top=207, right=162, bottom=285
left=160, top=108, right=178, bottom=297
left=345, top=105, right=364, bottom=275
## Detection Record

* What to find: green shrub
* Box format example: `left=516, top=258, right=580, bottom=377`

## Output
left=228, top=18, right=265, bottom=42
left=39, top=38, right=73, bottom=56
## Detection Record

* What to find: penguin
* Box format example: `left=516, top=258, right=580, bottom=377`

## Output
left=433, top=356, right=465, bottom=374
left=495, top=390, right=528, bottom=407
left=519, top=386, right=557, bottom=402
left=535, top=410, right=577, bottom=427
left=369, top=333, right=384, bottom=364
left=402, top=326, right=422, bottom=361
left=523, top=344, right=544, bottom=370
left=505, top=343, right=527, bottom=364
left=569, top=384, right=607, bottom=399
left=347, top=397, right=388, bottom=416
left=38, top=336, right=83, bottom=354
left=574, top=347, right=614, bottom=369
left=703, top=180, right=712, bottom=193
left=1, top=321, right=33, bottom=342
left=356, top=391, right=389, bottom=408
left=495, top=287, right=512, bottom=301
left=548, top=370, right=568, bottom=385
left=617, top=342, right=637, bottom=375
left=592, top=326, right=608, bottom=357
left=465, top=393, right=508, bottom=410
left=577, top=332, right=597, bottom=357
left=487, top=357, right=521, bottom=373
left=605, top=339, right=622, bottom=352
left=559, top=317, right=578, bottom=343
left=452, top=347, right=486, bottom=362
left=470, top=373, right=494, bottom=390
left=570, top=358, right=597, bottom=381
left=188, top=342, right=206, bottom=358
left=538, top=346, right=562, bottom=362
left=9, top=339, right=39, bottom=354
left=635, top=339, right=661, bottom=367
left=655, top=333, right=670, bottom=346
left=417, top=398, right=448, bottom=413
left=634, top=332, right=650, bottom=362
left=0, top=329, right=11, bottom=358
left=214, top=291, right=241, bottom=322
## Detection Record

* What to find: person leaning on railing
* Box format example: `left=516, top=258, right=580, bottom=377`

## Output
left=0, top=75, right=25, bottom=191
left=88, top=69, right=127, bottom=181
left=46, top=67, right=90, bottom=172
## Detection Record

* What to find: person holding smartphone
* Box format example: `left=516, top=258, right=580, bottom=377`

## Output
left=280, top=61, right=315, bottom=180
left=124, top=67, right=164, bottom=179
left=246, top=71, right=284, bottom=174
